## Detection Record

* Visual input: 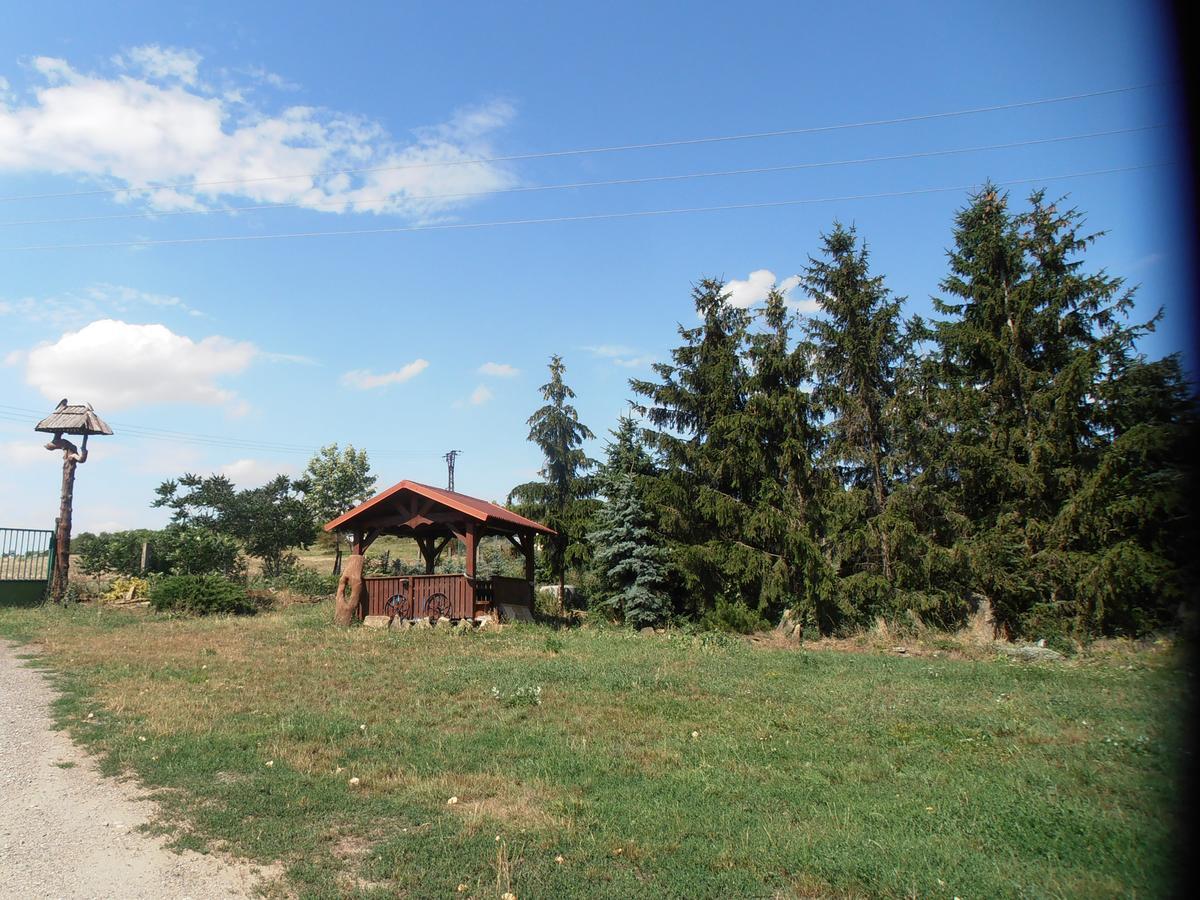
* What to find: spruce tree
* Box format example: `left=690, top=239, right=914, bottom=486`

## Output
left=589, top=471, right=673, bottom=627
left=931, top=185, right=1169, bottom=637
left=508, top=355, right=598, bottom=604
left=632, top=280, right=828, bottom=629
left=803, top=223, right=905, bottom=620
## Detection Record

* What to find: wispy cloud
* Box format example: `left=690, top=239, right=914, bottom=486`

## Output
left=340, top=359, right=429, bottom=390
left=470, top=384, right=493, bottom=405
left=0, top=283, right=204, bottom=327
left=583, top=344, right=654, bottom=369
left=478, top=361, right=519, bottom=377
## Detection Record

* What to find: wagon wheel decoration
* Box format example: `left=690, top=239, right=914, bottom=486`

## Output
left=424, top=592, right=452, bottom=621
left=384, top=593, right=411, bottom=620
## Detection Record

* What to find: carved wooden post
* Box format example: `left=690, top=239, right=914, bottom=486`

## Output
left=35, top=401, right=112, bottom=603
left=46, top=433, right=87, bottom=602
left=334, top=553, right=367, bottom=625
left=50, top=452, right=76, bottom=600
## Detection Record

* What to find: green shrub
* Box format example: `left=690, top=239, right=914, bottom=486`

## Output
left=157, top=525, right=243, bottom=577
left=699, top=597, right=769, bottom=634
left=77, top=529, right=158, bottom=577
left=249, top=567, right=338, bottom=600
left=282, top=567, right=338, bottom=598
left=149, top=574, right=257, bottom=616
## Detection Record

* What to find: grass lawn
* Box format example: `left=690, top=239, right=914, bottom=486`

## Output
left=0, top=603, right=1186, bottom=898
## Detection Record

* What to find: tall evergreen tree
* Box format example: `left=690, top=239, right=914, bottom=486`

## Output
left=930, top=184, right=1169, bottom=637
left=803, top=223, right=905, bottom=619
left=632, top=281, right=828, bottom=629
left=508, top=355, right=598, bottom=603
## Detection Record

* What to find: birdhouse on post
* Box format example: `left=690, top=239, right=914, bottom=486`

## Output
left=34, top=400, right=113, bottom=602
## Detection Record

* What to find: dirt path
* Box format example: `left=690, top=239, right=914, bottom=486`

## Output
left=0, top=641, right=273, bottom=899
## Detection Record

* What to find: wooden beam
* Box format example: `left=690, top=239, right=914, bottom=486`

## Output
left=353, top=528, right=381, bottom=555
left=522, top=529, right=535, bottom=584
left=464, top=523, right=477, bottom=578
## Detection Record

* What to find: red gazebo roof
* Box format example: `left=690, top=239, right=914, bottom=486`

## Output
left=323, top=480, right=555, bottom=536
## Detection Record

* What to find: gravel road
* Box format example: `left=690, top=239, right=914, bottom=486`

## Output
left=0, top=641, right=270, bottom=899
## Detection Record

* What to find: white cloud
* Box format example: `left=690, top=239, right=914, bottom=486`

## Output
left=0, top=440, right=61, bottom=468
left=469, top=384, right=493, bottom=405
left=723, top=269, right=819, bottom=313
left=22, top=319, right=258, bottom=411
left=0, top=50, right=517, bottom=218
left=478, top=361, right=518, bottom=377
left=218, top=457, right=296, bottom=487
left=340, top=359, right=429, bottom=390
left=117, top=45, right=201, bottom=86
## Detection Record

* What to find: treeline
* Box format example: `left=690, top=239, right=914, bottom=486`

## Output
left=514, top=185, right=1196, bottom=640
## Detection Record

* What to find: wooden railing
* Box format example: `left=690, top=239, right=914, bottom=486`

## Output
left=363, top=573, right=534, bottom=621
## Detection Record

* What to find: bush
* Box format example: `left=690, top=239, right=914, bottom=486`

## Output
left=149, top=574, right=257, bottom=616
left=280, top=567, right=338, bottom=599
left=77, top=530, right=158, bottom=577
left=157, top=525, right=243, bottom=577
left=699, top=597, right=769, bottom=634
left=248, top=567, right=338, bottom=600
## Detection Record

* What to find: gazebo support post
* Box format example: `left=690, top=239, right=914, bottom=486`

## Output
left=464, top=524, right=477, bottom=579
left=522, top=531, right=535, bottom=585
left=415, top=535, right=452, bottom=575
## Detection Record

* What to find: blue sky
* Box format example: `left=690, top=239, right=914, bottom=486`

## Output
left=0, top=0, right=1190, bottom=532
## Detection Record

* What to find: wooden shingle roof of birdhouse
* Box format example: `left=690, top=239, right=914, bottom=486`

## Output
left=34, top=402, right=113, bottom=436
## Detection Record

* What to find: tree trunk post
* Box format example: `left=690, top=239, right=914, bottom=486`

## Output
left=334, top=553, right=367, bottom=625
left=49, top=451, right=79, bottom=603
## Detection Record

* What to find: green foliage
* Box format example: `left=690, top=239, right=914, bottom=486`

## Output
left=923, top=185, right=1190, bottom=638
left=298, top=443, right=376, bottom=565
left=631, top=282, right=828, bottom=625
left=77, top=525, right=242, bottom=579
left=250, top=567, right=339, bottom=600
left=804, top=223, right=912, bottom=623
left=156, top=525, right=243, bottom=577
left=153, top=473, right=316, bottom=577
left=148, top=574, right=257, bottom=616
left=589, top=472, right=673, bottom=627
left=77, top=529, right=159, bottom=577
left=699, top=597, right=769, bottom=634
left=509, top=354, right=599, bottom=590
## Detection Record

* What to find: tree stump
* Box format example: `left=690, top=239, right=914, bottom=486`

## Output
left=334, top=553, right=367, bottom=625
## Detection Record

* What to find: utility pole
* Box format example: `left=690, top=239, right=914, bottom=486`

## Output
left=443, top=450, right=461, bottom=491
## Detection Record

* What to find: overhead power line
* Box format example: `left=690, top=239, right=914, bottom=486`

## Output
left=0, top=125, right=1161, bottom=229
left=0, top=83, right=1158, bottom=205
left=0, top=163, right=1165, bottom=253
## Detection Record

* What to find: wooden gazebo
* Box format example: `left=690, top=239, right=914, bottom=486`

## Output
left=323, top=480, right=554, bottom=623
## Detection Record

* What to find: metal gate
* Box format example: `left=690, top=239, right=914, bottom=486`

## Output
left=0, top=527, right=55, bottom=605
